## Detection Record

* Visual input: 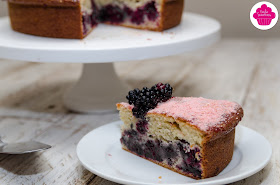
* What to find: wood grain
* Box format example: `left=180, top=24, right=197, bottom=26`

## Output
left=0, top=39, right=279, bottom=185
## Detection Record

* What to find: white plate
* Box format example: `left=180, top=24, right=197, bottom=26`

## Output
left=77, top=121, right=272, bottom=185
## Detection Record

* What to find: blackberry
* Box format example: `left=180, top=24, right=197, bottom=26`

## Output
left=126, top=82, right=173, bottom=119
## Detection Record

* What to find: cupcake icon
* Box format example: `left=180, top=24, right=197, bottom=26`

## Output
left=253, top=4, right=276, bottom=25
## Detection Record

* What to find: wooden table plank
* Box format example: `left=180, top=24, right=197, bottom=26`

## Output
left=0, top=63, right=78, bottom=105
left=115, top=44, right=217, bottom=89
left=89, top=176, right=120, bottom=185
left=0, top=112, right=119, bottom=185
left=0, top=59, right=35, bottom=79
left=174, top=39, right=262, bottom=102
left=232, top=39, right=280, bottom=185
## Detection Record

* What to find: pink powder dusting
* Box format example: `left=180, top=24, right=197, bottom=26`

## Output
left=119, top=97, right=241, bottom=132
left=120, top=103, right=133, bottom=110
left=149, top=97, right=241, bottom=131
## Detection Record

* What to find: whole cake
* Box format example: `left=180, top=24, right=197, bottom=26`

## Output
left=7, top=0, right=184, bottom=39
left=117, top=83, right=243, bottom=179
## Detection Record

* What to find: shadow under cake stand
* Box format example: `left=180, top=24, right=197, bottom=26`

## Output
left=0, top=13, right=221, bottom=113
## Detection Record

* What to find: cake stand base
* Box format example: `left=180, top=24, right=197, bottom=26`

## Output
left=63, top=63, right=129, bottom=113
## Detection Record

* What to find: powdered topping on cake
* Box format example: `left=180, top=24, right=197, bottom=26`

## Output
left=119, top=97, right=242, bottom=133
left=119, top=102, right=134, bottom=110
left=149, top=97, right=242, bottom=132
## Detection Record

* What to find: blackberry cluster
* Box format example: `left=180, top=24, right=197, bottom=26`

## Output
left=126, top=83, right=173, bottom=119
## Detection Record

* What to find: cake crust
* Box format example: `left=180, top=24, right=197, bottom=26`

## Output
left=8, top=3, right=84, bottom=39
left=161, top=0, right=184, bottom=30
left=8, top=0, right=184, bottom=38
left=201, top=129, right=235, bottom=178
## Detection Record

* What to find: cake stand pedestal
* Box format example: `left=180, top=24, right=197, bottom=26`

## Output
left=0, top=13, right=221, bottom=113
left=63, top=63, right=130, bottom=113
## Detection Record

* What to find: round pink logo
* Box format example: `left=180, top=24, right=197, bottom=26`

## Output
left=250, top=1, right=278, bottom=30
left=253, top=4, right=276, bottom=25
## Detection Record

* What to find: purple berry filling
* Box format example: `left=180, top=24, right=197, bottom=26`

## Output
left=121, top=127, right=202, bottom=178
left=144, top=1, right=159, bottom=21
left=177, top=142, right=202, bottom=177
left=82, top=14, right=98, bottom=35
left=82, top=1, right=99, bottom=35
left=124, top=6, right=133, bottom=16
left=136, top=120, right=149, bottom=134
left=82, top=1, right=159, bottom=34
left=131, top=2, right=158, bottom=25
left=99, top=5, right=125, bottom=24
left=131, top=8, right=145, bottom=25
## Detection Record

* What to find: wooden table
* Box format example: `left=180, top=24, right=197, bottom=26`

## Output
left=0, top=39, right=279, bottom=185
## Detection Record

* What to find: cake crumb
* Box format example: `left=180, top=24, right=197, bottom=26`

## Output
left=158, top=176, right=162, bottom=183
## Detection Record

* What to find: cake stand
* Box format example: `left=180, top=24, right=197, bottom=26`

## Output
left=0, top=13, right=221, bottom=113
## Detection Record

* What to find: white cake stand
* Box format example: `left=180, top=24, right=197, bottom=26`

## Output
left=0, top=13, right=220, bottom=113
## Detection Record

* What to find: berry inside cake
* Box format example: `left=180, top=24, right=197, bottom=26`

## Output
left=8, top=0, right=184, bottom=39
left=117, top=83, right=244, bottom=179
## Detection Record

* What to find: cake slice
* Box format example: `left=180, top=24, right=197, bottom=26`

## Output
left=8, top=0, right=184, bottom=39
left=117, top=83, right=243, bottom=179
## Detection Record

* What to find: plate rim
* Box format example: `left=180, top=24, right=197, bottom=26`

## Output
left=77, top=121, right=272, bottom=185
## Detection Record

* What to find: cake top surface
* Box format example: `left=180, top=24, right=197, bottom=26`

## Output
left=119, top=97, right=243, bottom=135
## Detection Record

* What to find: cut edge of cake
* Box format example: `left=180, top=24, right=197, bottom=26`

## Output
left=7, top=0, right=184, bottom=39
left=117, top=97, right=243, bottom=179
